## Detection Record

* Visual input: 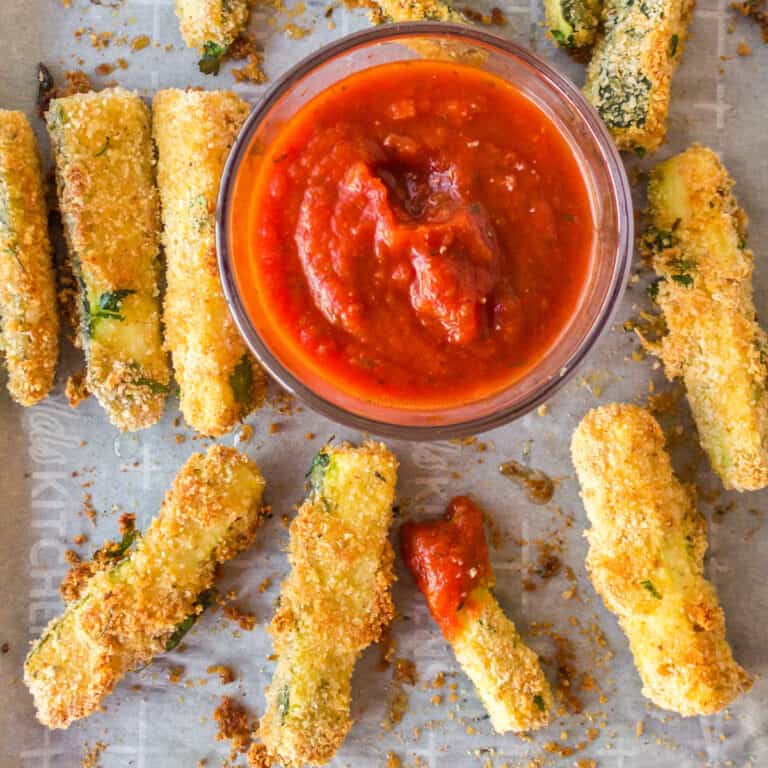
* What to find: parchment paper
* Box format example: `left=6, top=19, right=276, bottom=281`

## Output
left=1, top=1, right=767, bottom=766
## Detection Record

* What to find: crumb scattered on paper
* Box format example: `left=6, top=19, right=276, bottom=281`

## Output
left=208, top=664, right=236, bottom=684
left=214, top=696, right=254, bottom=756
left=81, top=741, right=107, bottom=768
left=223, top=603, right=257, bottom=631
left=66, top=371, right=91, bottom=408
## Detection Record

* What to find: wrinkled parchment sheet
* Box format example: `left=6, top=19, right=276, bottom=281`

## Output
left=1, top=1, right=767, bottom=766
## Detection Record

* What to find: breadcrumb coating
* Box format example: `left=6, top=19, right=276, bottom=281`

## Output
left=0, top=111, right=59, bottom=405
left=644, top=144, right=768, bottom=491
left=372, top=0, right=465, bottom=21
left=260, top=442, right=398, bottom=767
left=153, top=89, right=266, bottom=436
left=454, top=587, right=552, bottom=731
left=47, top=88, right=169, bottom=431
left=24, top=445, right=266, bottom=729
left=584, top=0, right=694, bottom=153
left=175, top=0, right=250, bottom=50
left=572, top=404, right=751, bottom=716
left=545, top=0, right=601, bottom=48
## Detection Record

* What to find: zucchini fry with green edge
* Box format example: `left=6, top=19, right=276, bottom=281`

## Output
left=259, top=443, right=398, bottom=767
left=643, top=144, right=768, bottom=491
left=24, top=445, right=267, bottom=729
left=153, top=89, right=266, bottom=437
left=545, top=0, right=602, bottom=48
left=47, top=88, right=170, bottom=431
left=174, top=0, right=251, bottom=74
left=401, top=496, right=552, bottom=733
left=583, top=0, right=694, bottom=154
left=0, top=110, right=59, bottom=405
left=572, top=404, right=751, bottom=715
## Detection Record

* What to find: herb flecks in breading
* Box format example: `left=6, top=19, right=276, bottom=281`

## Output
left=572, top=404, right=752, bottom=715
left=643, top=144, right=768, bottom=490
left=260, top=442, right=398, bottom=768
left=153, top=89, right=266, bottom=436
left=24, top=446, right=267, bottom=730
left=584, top=0, right=694, bottom=152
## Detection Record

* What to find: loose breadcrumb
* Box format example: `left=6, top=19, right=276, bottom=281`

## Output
left=214, top=696, right=253, bottom=754
left=208, top=664, right=236, bottom=684
left=223, top=603, right=257, bottom=631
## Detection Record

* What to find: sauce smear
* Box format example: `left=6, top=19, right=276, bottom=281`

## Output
left=232, top=60, right=594, bottom=407
left=400, top=496, right=491, bottom=640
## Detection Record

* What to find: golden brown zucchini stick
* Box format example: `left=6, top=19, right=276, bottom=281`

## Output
left=0, top=111, right=58, bottom=405
left=175, top=0, right=250, bottom=73
left=372, top=0, right=465, bottom=22
left=153, top=89, right=265, bottom=437
left=24, top=445, right=266, bottom=729
left=259, top=443, right=398, bottom=767
left=47, top=88, right=169, bottom=431
left=572, top=403, right=751, bottom=716
left=401, top=496, right=552, bottom=733
left=583, top=0, right=694, bottom=154
left=644, top=144, right=768, bottom=491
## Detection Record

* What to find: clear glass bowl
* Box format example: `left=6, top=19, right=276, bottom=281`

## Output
left=217, top=23, right=633, bottom=440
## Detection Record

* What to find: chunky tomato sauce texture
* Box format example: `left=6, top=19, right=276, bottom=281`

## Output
left=400, top=496, right=492, bottom=640
left=233, top=61, right=594, bottom=407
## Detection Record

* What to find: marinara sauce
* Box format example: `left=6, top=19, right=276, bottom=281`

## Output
left=400, top=496, right=492, bottom=640
left=232, top=60, right=594, bottom=407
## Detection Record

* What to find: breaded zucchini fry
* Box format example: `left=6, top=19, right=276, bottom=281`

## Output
left=175, top=0, right=250, bottom=73
left=572, top=404, right=751, bottom=715
left=401, top=496, right=552, bottom=733
left=0, top=111, right=58, bottom=405
left=583, top=0, right=694, bottom=153
left=545, top=0, right=601, bottom=48
left=260, top=443, right=398, bottom=767
left=47, top=88, right=169, bottom=431
left=644, top=145, right=768, bottom=491
left=24, top=445, right=266, bottom=729
left=372, top=0, right=465, bottom=22
left=153, top=89, right=265, bottom=437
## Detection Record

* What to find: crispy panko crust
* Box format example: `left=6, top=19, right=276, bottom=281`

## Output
left=259, top=442, right=398, bottom=767
left=644, top=144, right=768, bottom=491
left=571, top=404, right=751, bottom=716
left=451, top=587, right=552, bottom=732
left=175, top=0, right=250, bottom=50
left=0, top=111, right=59, bottom=405
left=372, top=0, right=465, bottom=21
left=584, top=0, right=694, bottom=153
left=545, top=0, right=601, bottom=48
left=153, top=89, right=266, bottom=436
left=24, top=445, right=266, bottom=729
left=47, top=88, right=169, bottom=431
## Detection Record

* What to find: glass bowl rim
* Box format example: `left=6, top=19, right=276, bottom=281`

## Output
left=216, top=21, right=633, bottom=441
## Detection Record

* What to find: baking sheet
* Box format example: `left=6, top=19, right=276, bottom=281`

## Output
left=1, top=1, right=767, bottom=766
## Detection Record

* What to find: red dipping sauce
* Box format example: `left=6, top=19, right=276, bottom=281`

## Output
left=231, top=60, right=594, bottom=408
left=401, top=496, right=492, bottom=640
